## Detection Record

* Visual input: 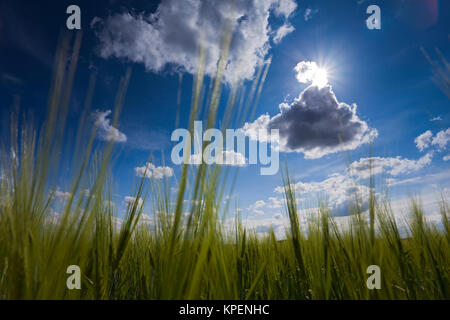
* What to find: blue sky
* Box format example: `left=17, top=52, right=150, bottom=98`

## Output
left=0, top=0, right=449, bottom=235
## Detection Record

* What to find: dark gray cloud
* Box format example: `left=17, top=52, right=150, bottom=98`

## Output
left=244, top=85, right=378, bottom=159
left=91, top=0, right=297, bottom=83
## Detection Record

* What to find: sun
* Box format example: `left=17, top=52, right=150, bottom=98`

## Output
left=312, top=67, right=329, bottom=88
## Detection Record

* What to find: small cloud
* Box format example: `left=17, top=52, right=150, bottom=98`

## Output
left=248, top=200, right=266, bottom=210
left=415, top=130, right=433, bottom=151
left=248, top=200, right=267, bottom=215
left=217, top=150, right=247, bottom=167
left=443, top=155, right=450, bottom=161
left=273, top=23, right=295, bottom=44
left=431, top=128, right=450, bottom=150
left=430, top=116, right=442, bottom=121
left=52, top=189, right=72, bottom=201
left=304, top=8, right=318, bottom=22
left=124, top=196, right=143, bottom=208
left=294, top=61, right=328, bottom=87
left=415, top=128, right=450, bottom=152
left=253, top=209, right=265, bottom=216
left=267, top=197, right=285, bottom=209
left=92, top=110, right=127, bottom=143
left=349, top=153, right=433, bottom=179
left=135, top=162, right=174, bottom=179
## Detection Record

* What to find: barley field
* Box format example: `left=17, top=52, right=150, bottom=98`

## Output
left=0, top=34, right=448, bottom=300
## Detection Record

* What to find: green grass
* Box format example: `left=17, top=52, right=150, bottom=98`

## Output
left=0, top=32, right=449, bottom=300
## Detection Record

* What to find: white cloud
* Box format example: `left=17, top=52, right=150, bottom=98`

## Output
left=272, top=153, right=432, bottom=216
left=52, top=189, right=71, bottom=201
left=232, top=188, right=449, bottom=240
left=415, top=130, right=433, bottom=151
left=430, top=116, right=442, bottom=121
left=386, top=176, right=422, bottom=187
left=267, top=197, right=285, bottom=209
left=253, top=209, right=265, bottom=216
left=443, top=155, right=450, bottom=161
left=92, top=110, right=127, bottom=143
left=349, top=153, right=433, bottom=179
left=415, top=128, right=450, bottom=152
left=275, top=173, right=373, bottom=216
left=124, top=196, right=144, bottom=208
left=138, top=213, right=156, bottom=230
left=248, top=200, right=266, bottom=211
left=227, top=216, right=288, bottom=238
left=273, top=22, right=294, bottom=43
left=183, top=150, right=248, bottom=167
left=217, top=150, right=248, bottom=166
left=273, top=0, right=297, bottom=17
left=304, top=8, right=318, bottom=21
left=92, top=0, right=297, bottom=83
left=135, top=162, right=174, bottom=179
left=432, top=128, right=450, bottom=149
left=294, top=61, right=327, bottom=87
left=387, top=170, right=450, bottom=187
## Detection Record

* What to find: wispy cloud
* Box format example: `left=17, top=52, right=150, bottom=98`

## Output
left=430, top=116, right=442, bottom=121
left=92, top=110, right=127, bottom=143
left=304, top=8, right=318, bottom=21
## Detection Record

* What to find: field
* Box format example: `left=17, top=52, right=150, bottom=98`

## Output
left=0, top=34, right=449, bottom=300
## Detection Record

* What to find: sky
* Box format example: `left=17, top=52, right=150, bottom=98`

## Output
left=0, top=0, right=449, bottom=237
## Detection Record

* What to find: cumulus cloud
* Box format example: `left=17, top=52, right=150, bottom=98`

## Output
left=52, top=189, right=72, bottom=201
left=273, top=152, right=432, bottom=216
left=248, top=200, right=266, bottom=215
left=244, top=85, right=378, bottom=159
left=135, top=162, right=174, bottom=179
left=415, top=130, right=433, bottom=151
left=415, top=128, right=450, bottom=152
left=217, top=150, right=248, bottom=166
left=124, top=196, right=144, bottom=209
left=294, top=61, right=328, bottom=87
left=267, top=197, right=285, bottom=209
left=247, top=197, right=287, bottom=216
left=92, top=110, right=127, bottom=143
left=432, top=128, right=450, bottom=149
left=226, top=216, right=288, bottom=238
left=443, top=155, right=450, bottom=161
left=185, top=151, right=248, bottom=167
left=92, top=0, right=297, bottom=83
left=273, top=0, right=297, bottom=17
left=275, top=173, right=373, bottom=216
left=349, top=153, right=433, bottom=179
